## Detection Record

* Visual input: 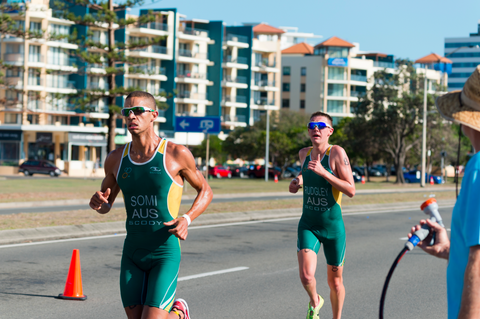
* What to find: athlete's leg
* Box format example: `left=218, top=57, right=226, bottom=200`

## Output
left=298, top=249, right=322, bottom=307
left=138, top=306, right=185, bottom=319
left=327, top=265, right=345, bottom=319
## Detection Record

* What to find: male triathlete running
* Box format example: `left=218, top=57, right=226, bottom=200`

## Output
left=289, top=111, right=355, bottom=319
left=89, top=91, right=213, bottom=319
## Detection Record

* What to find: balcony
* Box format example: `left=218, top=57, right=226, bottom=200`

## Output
left=254, top=98, right=275, bottom=106
left=350, top=91, right=365, bottom=97
left=130, top=66, right=166, bottom=76
left=87, top=82, right=109, bottom=90
left=130, top=45, right=170, bottom=56
left=225, top=34, right=249, bottom=44
left=222, top=114, right=246, bottom=123
left=255, top=59, right=276, bottom=68
left=328, top=90, right=344, bottom=97
left=5, top=77, right=23, bottom=87
left=350, top=74, right=367, bottom=82
left=222, top=95, right=247, bottom=104
left=254, top=80, right=276, bottom=87
left=47, top=57, right=77, bottom=67
left=148, top=88, right=166, bottom=96
left=4, top=53, right=24, bottom=64
left=223, top=75, right=247, bottom=84
left=46, top=103, right=77, bottom=112
left=177, top=70, right=207, bottom=80
left=177, top=91, right=208, bottom=101
left=224, top=56, right=248, bottom=64
left=179, top=26, right=209, bottom=38
left=374, top=61, right=395, bottom=69
left=28, top=54, right=44, bottom=63
left=137, top=22, right=169, bottom=32
left=178, top=49, right=208, bottom=60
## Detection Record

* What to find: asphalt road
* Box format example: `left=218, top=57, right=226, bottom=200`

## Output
left=0, top=206, right=452, bottom=319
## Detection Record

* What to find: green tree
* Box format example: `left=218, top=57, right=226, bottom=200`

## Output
left=190, top=135, right=226, bottom=165
left=351, top=60, right=437, bottom=183
left=52, top=0, right=171, bottom=152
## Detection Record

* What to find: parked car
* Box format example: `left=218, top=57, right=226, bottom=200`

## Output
left=283, top=166, right=301, bottom=178
left=403, top=170, right=443, bottom=184
left=208, top=165, right=232, bottom=178
left=19, top=160, right=61, bottom=177
left=352, top=166, right=365, bottom=177
left=230, top=166, right=249, bottom=178
left=248, top=165, right=282, bottom=178
left=352, top=169, right=362, bottom=183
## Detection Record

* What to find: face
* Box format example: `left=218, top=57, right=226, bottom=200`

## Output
left=123, top=97, right=158, bottom=135
left=308, top=116, right=334, bottom=144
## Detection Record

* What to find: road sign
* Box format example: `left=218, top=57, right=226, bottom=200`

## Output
left=175, top=116, right=221, bottom=134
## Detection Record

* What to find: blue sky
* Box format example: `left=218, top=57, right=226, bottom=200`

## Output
left=130, top=0, right=480, bottom=61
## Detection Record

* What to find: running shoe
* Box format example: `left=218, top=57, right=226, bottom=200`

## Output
left=306, top=294, right=324, bottom=319
left=172, top=298, right=190, bottom=319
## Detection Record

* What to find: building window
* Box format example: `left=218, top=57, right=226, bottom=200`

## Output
left=282, top=99, right=290, bottom=108
left=301, top=67, right=306, bottom=76
left=4, top=113, right=20, bottom=124
left=327, top=100, right=344, bottom=113
left=283, top=66, right=291, bottom=76
left=282, top=83, right=290, bottom=92
left=327, top=83, right=344, bottom=96
left=301, top=83, right=306, bottom=92
left=300, top=100, right=305, bottom=109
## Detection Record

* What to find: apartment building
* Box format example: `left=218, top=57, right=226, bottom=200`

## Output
left=445, top=22, right=480, bottom=91
left=0, top=1, right=283, bottom=175
left=279, top=26, right=322, bottom=50
left=281, top=36, right=447, bottom=124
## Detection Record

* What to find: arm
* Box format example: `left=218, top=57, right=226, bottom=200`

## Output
left=458, top=246, right=480, bottom=318
left=88, top=149, right=122, bottom=214
left=307, top=146, right=355, bottom=197
left=164, top=145, right=213, bottom=240
left=289, top=148, right=309, bottom=193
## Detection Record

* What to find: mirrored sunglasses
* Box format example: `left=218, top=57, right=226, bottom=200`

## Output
left=307, top=121, right=332, bottom=130
left=121, top=106, right=155, bottom=117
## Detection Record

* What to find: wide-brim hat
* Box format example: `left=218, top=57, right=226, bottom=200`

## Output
left=436, top=65, right=480, bottom=130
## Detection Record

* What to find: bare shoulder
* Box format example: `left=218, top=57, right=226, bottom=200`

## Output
left=330, top=145, right=347, bottom=158
left=167, top=141, right=194, bottom=159
left=299, top=147, right=313, bottom=157
left=105, top=145, right=125, bottom=168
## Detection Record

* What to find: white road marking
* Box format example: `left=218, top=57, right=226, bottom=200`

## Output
left=178, top=267, right=249, bottom=282
left=0, top=206, right=455, bottom=249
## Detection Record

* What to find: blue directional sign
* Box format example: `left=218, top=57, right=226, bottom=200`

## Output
left=175, top=116, right=221, bottom=134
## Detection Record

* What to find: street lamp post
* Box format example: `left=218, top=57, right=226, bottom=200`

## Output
left=265, top=109, right=270, bottom=182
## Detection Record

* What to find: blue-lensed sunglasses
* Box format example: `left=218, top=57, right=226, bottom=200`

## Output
left=121, top=106, right=155, bottom=117
left=307, top=121, right=332, bottom=130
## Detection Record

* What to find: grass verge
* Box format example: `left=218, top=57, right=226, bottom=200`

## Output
left=0, top=189, right=456, bottom=231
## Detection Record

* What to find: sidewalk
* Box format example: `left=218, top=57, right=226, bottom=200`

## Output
left=0, top=198, right=457, bottom=246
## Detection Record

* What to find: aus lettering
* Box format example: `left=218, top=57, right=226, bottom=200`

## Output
left=132, top=208, right=159, bottom=219
left=130, top=195, right=158, bottom=207
left=306, top=196, right=328, bottom=207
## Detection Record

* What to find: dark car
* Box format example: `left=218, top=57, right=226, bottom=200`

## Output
left=19, top=160, right=62, bottom=177
left=248, top=165, right=282, bottom=178
left=283, top=166, right=301, bottom=178
left=403, top=170, right=443, bottom=184
left=352, top=169, right=362, bottom=183
left=230, top=166, right=249, bottom=178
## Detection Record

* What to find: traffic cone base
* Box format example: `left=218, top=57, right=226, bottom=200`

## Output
left=430, top=176, right=434, bottom=185
left=58, top=249, right=87, bottom=301
left=274, top=175, right=278, bottom=183
left=361, top=176, right=365, bottom=184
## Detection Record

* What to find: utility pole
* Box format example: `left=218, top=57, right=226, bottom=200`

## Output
left=421, top=66, right=427, bottom=187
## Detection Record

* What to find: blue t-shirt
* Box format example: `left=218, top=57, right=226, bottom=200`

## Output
left=447, top=152, right=480, bottom=318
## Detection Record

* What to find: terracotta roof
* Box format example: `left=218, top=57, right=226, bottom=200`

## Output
left=282, top=42, right=314, bottom=55
left=253, top=23, right=285, bottom=34
left=315, top=36, right=355, bottom=48
left=415, top=53, right=452, bottom=64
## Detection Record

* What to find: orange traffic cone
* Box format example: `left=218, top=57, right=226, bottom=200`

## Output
left=361, top=176, right=365, bottom=184
left=274, top=175, right=278, bottom=183
left=58, top=249, right=87, bottom=300
left=430, top=176, right=434, bottom=185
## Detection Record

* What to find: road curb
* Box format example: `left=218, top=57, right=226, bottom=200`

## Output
left=0, top=199, right=456, bottom=246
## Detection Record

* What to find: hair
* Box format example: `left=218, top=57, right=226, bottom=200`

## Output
left=125, top=91, right=156, bottom=109
left=310, top=111, right=333, bottom=126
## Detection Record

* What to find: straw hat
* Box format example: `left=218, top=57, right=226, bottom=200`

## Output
left=436, top=65, right=480, bottom=131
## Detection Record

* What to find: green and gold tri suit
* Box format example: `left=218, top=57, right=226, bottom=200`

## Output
left=116, top=139, right=183, bottom=310
left=297, top=146, right=346, bottom=266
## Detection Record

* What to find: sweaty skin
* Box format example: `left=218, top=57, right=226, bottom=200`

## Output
left=89, top=96, right=212, bottom=319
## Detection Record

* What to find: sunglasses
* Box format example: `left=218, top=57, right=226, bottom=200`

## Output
left=121, top=106, right=155, bottom=117
left=307, top=121, right=332, bottom=130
